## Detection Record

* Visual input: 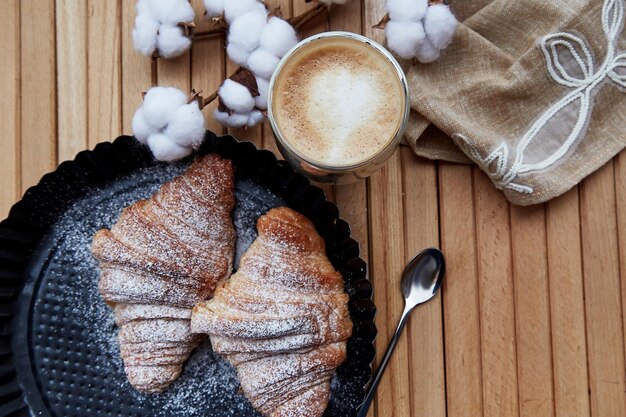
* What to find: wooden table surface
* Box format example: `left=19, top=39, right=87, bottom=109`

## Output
left=2, top=1, right=626, bottom=416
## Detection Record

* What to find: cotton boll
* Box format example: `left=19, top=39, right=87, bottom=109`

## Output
left=247, top=110, right=264, bottom=126
left=156, top=25, right=192, bottom=58
left=228, top=8, right=268, bottom=52
left=386, top=0, right=428, bottom=22
left=136, top=0, right=153, bottom=17
left=415, top=38, right=440, bottom=63
left=226, top=42, right=251, bottom=67
left=163, top=103, right=206, bottom=147
left=247, top=49, right=280, bottom=79
left=219, top=79, right=256, bottom=113
left=423, top=4, right=458, bottom=50
left=224, top=0, right=263, bottom=24
left=254, top=76, right=269, bottom=110
left=142, top=87, right=188, bottom=129
left=203, top=0, right=225, bottom=16
left=148, top=133, right=192, bottom=161
left=213, top=110, right=250, bottom=127
left=132, top=14, right=159, bottom=56
left=385, top=20, right=425, bottom=59
left=259, top=17, right=298, bottom=58
left=131, top=108, right=153, bottom=144
left=150, top=0, right=195, bottom=25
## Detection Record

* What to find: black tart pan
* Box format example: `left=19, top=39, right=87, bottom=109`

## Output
left=0, top=132, right=376, bottom=417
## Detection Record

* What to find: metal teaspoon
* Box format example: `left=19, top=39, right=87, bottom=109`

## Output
left=357, top=248, right=446, bottom=417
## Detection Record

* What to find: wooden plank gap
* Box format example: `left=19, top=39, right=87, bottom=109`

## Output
left=434, top=160, right=450, bottom=417
left=508, top=201, right=523, bottom=417
left=470, top=166, right=486, bottom=417
left=542, top=203, right=558, bottom=417
left=577, top=185, right=595, bottom=417
left=399, top=149, right=414, bottom=417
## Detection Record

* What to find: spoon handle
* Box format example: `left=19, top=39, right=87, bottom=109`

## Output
left=357, top=306, right=411, bottom=417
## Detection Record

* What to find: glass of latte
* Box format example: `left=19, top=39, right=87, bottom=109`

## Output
left=268, top=31, right=410, bottom=184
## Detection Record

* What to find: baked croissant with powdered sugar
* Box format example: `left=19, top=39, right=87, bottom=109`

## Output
left=191, top=207, right=352, bottom=417
left=92, top=154, right=236, bottom=393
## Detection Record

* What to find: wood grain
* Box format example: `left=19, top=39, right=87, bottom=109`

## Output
left=20, top=0, right=57, bottom=193
left=363, top=1, right=410, bottom=415
left=157, top=52, right=190, bottom=91
left=509, top=204, right=554, bottom=417
left=546, top=188, right=591, bottom=417
left=401, top=148, right=446, bottom=417
left=368, top=151, right=410, bottom=417
left=56, top=0, right=88, bottom=162
left=439, top=163, right=483, bottom=417
left=616, top=153, right=626, bottom=397
left=0, top=0, right=20, bottom=218
left=473, top=169, right=519, bottom=417
left=579, top=161, right=626, bottom=417
left=87, top=0, right=122, bottom=147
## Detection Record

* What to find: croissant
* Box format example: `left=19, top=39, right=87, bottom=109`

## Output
left=191, top=207, right=352, bottom=417
left=92, top=154, right=236, bottom=393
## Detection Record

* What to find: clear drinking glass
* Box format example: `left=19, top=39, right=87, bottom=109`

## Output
left=267, top=31, right=410, bottom=184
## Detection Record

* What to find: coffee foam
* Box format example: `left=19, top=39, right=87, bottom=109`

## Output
left=272, top=38, right=405, bottom=167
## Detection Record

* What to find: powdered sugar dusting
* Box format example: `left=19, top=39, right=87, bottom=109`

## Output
left=192, top=208, right=352, bottom=417
left=25, top=162, right=265, bottom=416
left=20, top=159, right=366, bottom=417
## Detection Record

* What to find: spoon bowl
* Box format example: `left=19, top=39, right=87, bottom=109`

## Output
left=402, top=248, right=445, bottom=310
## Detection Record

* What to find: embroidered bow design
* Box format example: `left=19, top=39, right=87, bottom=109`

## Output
left=457, top=0, right=625, bottom=194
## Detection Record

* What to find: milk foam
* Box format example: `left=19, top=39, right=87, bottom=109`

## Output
left=272, top=38, right=405, bottom=167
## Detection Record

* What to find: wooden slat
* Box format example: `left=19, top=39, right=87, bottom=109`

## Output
left=121, top=0, right=152, bottom=133
left=155, top=12, right=191, bottom=94
left=363, top=2, right=408, bottom=416
left=473, top=168, right=519, bottom=417
left=329, top=0, right=362, bottom=29
left=0, top=0, right=20, bottom=218
left=335, top=181, right=369, bottom=260
left=87, top=0, right=122, bottom=147
left=56, top=0, right=88, bottom=162
left=546, top=188, right=591, bottom=417
left=368, top=151, right=410, bottom=417
left=617, top=152, right=626, bottom=391
left=439, top=163, right=483, bottom=417
left=190, top=40, right=225, bottom=135
left=401, top=149, right=446, bottom=417
left=157, top=52, right=190, bottom=91
left=579, top=161, right=626, bottom=417
left=293, top=0, right=328, bottom=38
left=20, top=0, right=57, bottom=193
left=509, top=204, right=555, bottom=417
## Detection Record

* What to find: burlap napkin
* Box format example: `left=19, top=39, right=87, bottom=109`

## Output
left=405, top=0, right=626, bottom=205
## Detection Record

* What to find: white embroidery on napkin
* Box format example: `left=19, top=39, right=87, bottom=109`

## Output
left=454, top=0, right=626, bottom=194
